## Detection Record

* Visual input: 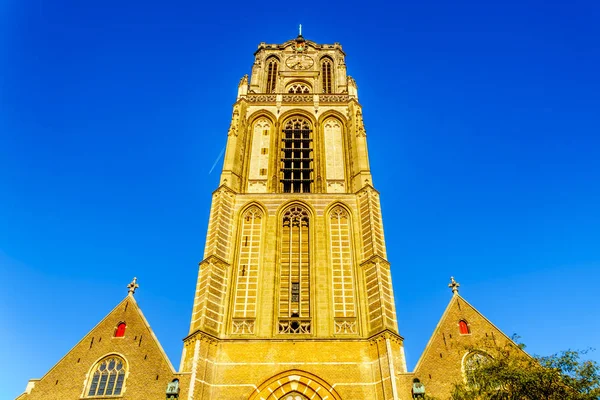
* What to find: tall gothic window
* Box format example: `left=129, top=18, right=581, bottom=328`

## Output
left=86, top=356, right=126, bottom=397
left=329, top=206, right=356, bottom=332
left=321, top=58, right=333, bottom=93
left=279, top=205, right=311, bottom=334
left=247, top=118, right=271, bottom=193
left=280, top=118, right=313, bottom=193
left=266, top=57, right=278, bottom=93
left=232, top=206, right=263, bottom=325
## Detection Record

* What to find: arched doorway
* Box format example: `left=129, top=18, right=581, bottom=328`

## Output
left=248, top=370, right=342, bottom=400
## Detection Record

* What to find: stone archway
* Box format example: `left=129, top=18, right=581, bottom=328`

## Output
left=248, top=370, right=343, bottom=400
left=280, top=393, right=309, bottom=400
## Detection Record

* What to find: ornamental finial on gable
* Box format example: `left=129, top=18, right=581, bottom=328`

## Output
left=127, top=277, right=139, bottom=295
left=448, top=276, right=460, bottom=295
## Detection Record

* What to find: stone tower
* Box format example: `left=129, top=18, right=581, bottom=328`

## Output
left=14, top=34, right=530, bottom=400
left=180, top=34, right=408, bottom=400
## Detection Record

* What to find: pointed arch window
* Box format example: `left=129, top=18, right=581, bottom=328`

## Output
left=247, top=118, right=271, bottom=192
left=321, top=58, right=333, bottom=93
left=459, top=320, right=470, bottom=335
left=86, top=355, right=127, bottom=397
left=114, top=322, right=126, bottom=337
left=279, top=205, right=311, bottom=334
left=266, top=58, right=279, bottom=93
left=232, top=206, right=263, bottom=322
left=463, top=351, right=493, bottom=385
left=329, top=206, right=356, bottom=327
left=280, top=118, right=313, bottom=193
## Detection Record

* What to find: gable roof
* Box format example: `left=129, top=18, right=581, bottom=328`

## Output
left=413, top=292, right=522, bottom=372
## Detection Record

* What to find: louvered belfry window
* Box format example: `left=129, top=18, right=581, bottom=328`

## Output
left=266, top=58, right=278, bottom=93
left=280, top=118, right=313, bottom=193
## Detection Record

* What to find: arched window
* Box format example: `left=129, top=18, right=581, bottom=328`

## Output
left=463, top=351, right=492, bottom=385
left=247, top=118, right=271, bottom=192
left=279, top=205, right=310, bottom=334
left=321, top=58, right=333, bottom=93
left=266, top=58, right=279, bottom=93
left=86, top=355, right=127, bottom=397
left=280, top=118, right=313, bottom=193
left=329, top=207, right=356, bottom=326
left=323, top=117, right=345, bottom=192
left=232, top=206, right=263, bottom=323
left=114, top=322, right=126, bottom=337
left=287, top=83, right=311, bottom=93
left=459, top=320, right=470, bottom=334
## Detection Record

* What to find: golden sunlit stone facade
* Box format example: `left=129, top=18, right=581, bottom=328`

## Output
left=181, top=34, right=407, bottom=400
left=17, top=35, right=527, bottom=400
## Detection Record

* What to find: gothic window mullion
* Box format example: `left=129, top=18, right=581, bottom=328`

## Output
left=279, top=206, right=311, bottom=334
left=281, top=118, right=313, bottom=193
left=321, top=58, right=333, bottom=94
left=266, top=58, right=278, bottom=93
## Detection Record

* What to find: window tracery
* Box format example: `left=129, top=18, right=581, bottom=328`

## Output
left=86, top=356, right=126, bottom=397
left=232, top=206, right=263, bottom=330
left=279, top=205, right=310, bottom=333
left=463, top=351, right=493, bottom=385
left=248, top=118, right=271, bottom=192
left=323, top=117, right=345, bottom=192
left=280, top=118, right=313, bottom=193
left=329, top=206, right=356, bottom=332
left=287, top=83, right=311, bottom=94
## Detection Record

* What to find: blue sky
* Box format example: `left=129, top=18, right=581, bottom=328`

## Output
left=1, top=0, right=599, bottom=397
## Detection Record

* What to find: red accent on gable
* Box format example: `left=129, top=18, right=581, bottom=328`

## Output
left=459, top=320, right=470, bottom=334
left=115, top=323, right=126, bottom=337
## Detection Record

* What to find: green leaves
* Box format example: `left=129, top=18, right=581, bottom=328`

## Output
left=451, top=343, right=600, bottom=400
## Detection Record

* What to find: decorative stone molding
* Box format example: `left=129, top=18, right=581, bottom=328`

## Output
left=282, top=94, right=313, bottom=103
left=278, top=318, right=311, bottom=334
left=249, top=369, right=343, bottom=400
left=247, top=94, right=277, bottom=103
left=246, top=93, right=349, bottom=103
left=326, top=180, right=345, bottom=193
left=334, top=317, right=357, bottom=334
left=320, top=94, right=350, bottom=102
left=231, top=318, right=255, bottom=335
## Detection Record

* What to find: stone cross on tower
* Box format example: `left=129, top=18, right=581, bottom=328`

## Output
left=448, top=276, right=460, bottom=294
left=127, top=277, right=139, bottom=295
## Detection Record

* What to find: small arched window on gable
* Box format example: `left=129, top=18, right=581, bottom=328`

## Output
left=266, top=58, right=279, bottom=93
left=86, top=355, right=127, bottom=397
left=114, top=322, right=126, bottom=337
left=321, top=57, right=333, bottom=93
left=459, top=320, right=470, bottom=335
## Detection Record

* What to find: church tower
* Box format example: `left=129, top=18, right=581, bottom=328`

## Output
left=180, top=34, right=408, bottom=400
left=14, top=33, right=531, bottom=400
